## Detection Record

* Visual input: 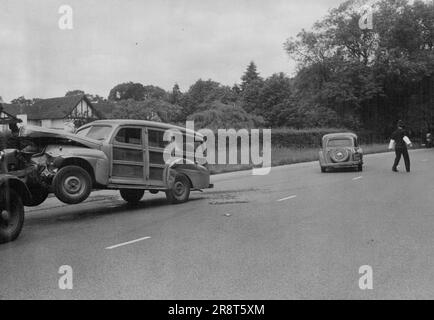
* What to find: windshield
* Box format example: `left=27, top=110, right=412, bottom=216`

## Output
left=327, top=138, right=354, bottom=148
left=76, top=125, right=112, bottom=141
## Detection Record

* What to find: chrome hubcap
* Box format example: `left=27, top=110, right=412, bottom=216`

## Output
left=64, top=176, right=82, bottom=194
left=0, top=210, right=10, bottom=222
left=174, top=182, right=185, bottom=196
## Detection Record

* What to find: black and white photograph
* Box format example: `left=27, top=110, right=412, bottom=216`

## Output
left=0, top=0, right=433, bottom=303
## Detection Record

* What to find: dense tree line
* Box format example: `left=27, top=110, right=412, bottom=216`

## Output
left=285, top=0, right=434, bottom=135
left=5, top=0, right=433, bottom=137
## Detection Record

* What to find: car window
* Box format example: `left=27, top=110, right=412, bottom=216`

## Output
left=76, top=125, right=112, bottom=141
left=148, top=129, right=169, bottom=148
left=327, top=138, right=353, bottom=147
left=76, top=127, right=91, bottom=137
left=115, top=128, right=142, bottom=145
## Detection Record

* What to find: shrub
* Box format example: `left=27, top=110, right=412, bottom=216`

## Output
left=271, top=128, right=387, bottom=148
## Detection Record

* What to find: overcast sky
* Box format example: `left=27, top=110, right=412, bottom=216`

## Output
left=0, top=0, right=344, bottom=102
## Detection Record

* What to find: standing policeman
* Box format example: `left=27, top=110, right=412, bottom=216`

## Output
left=390, top=120, right=412, bottom=172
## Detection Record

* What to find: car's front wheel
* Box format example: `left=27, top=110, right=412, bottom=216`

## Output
left=358, top=164, right=363, bottom=172
left=120, top=189, right=144, bottom=204
left=165, top=174, right=191, bottom=204
left=53, top=165, right=92, bottom=204
left=0, top=189, right=25, bottom=244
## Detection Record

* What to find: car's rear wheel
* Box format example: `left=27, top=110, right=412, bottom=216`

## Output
left=53, top=165, right=92, bottom=204
left=120, top=189, right=144, bottom=204
left=321, top=167, right=326, bottom=173
left=165, top=174, right=190, bottom=204
left=0, top=189, right=24, bottom=244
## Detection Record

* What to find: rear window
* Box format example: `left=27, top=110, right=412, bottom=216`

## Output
left=148, top=129, right=168, bottom=148
left=76, top=125, right=112, bottom=141
left=327, top=138, right=353, bottom=147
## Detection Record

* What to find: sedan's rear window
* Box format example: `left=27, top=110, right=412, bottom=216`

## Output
left=327, top=138, right=353, bottom=147
left=76, top=125, right=112, bottom=141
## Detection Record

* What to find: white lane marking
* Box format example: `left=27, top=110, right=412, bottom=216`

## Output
left=105, top=236, right=151, bottom=250
left=352, top=176, right=363, bottom=181
left=277, top=195, right=297, bottom=202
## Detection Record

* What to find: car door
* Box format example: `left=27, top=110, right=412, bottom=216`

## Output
left=109, top=126, right=147, bottom=185
left=145, top=127, right=170, bottom=187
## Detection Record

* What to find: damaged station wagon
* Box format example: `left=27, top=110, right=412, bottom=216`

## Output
left=19, top=120, right=213, bottom=206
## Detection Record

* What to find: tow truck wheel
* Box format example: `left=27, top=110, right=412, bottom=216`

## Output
left=0, top=189, right=25, bottom=244
left=53, top=165, right=92, bottom=204
left=120, top=189, right=144, bottom=204
left=27, top=187, right=49, bottom=207
left=165, top=174, right=190, bottom=204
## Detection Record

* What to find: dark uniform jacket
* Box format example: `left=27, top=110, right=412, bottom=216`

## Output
left=391, top=128, right=408, bottom=149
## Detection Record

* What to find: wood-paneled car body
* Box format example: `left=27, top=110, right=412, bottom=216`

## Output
left=20, top=120, right=213, bottom=205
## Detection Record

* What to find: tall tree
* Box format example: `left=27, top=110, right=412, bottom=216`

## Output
left=180, top=79, right=238, bottom=118
left=240, top=61, right=262, bottom=91
left=108, top=82, right=145, bottom=101
left=284, top=0, right=434, bottom=131
left=108, top=82, right=169, bottom=102
left=142, top=85, right=169, bottom=100
left=257, top=73, right=294, bottom=126
left=169, top=83, right=182, bottom=104
left=110, top=99, right=182, bottom=123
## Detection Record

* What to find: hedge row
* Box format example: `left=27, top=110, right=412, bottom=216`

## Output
left=270, top=128, right=388, bottom=148
left=207, top=128, right=388, bottom=149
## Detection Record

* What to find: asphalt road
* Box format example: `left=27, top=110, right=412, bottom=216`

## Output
left=1, top=149, right=434, bottom=299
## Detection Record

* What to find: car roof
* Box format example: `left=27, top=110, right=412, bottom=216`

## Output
left=323, top=132, right=357, bottom=140
left=82, top=119, right=190, bottom=132
left=80, top=119, right=203, bottom=139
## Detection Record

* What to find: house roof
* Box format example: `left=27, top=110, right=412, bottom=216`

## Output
left=2, top=103, right=26, bottom=117
left=3, top=95, right=100, bottom=120
left=0, top=104, right=22, bottom=124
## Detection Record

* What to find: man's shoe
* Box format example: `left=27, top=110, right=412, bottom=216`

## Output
left=392, top=168, right=398, bottom=172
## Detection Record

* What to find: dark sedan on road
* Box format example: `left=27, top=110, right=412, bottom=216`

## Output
left=319, top=133, right=363, bottom=172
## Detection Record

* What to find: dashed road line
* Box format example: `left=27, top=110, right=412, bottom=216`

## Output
left=105, top=236, right=151, bottom=250
left=277, top=195, right=297, bottom=202
left=352, top=176, right=363, bottom=181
